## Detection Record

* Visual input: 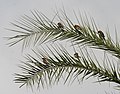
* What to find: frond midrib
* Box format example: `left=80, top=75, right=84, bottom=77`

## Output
left=15, top=61, right=120, bottom=87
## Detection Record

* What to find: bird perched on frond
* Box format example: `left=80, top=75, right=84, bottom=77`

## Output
left=98, top=30, right=105, bottom=40
left=74, top=25, right=82, bottom=35
left=57, top=22, right=64, bottom=32
left=74, top=52, right=81, bottom=59
left=42, top=58, right=48, bottom=65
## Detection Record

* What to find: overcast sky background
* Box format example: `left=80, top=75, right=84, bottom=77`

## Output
left=0, top=0, right=120, bottom=94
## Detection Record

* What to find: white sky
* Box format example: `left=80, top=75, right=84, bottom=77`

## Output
left=0, top=0, right=120, bottom=94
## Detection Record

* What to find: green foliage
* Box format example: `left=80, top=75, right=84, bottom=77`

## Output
left=7, top=10, right=120, bottom=91
left=14, top=45, right=120, bottom=89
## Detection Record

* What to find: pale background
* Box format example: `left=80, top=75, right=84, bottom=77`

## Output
left=0, top=0, right=120, bottom=94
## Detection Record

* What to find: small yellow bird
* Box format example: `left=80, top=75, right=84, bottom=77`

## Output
left=98, top=30, right=105, bottom=40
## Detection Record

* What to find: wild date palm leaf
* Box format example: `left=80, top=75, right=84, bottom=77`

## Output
left=7, top=10, right=120, bottom=92
left=7, top=11, right=120, bottom=59
left=14, top=45, right=120, bottom=89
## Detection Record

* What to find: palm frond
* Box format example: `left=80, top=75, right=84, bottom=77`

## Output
left=14, top=45, right=120, bottom=89
left=7, top=10, right=60, bottom=48
left=7, top=10, right=120, bottom=59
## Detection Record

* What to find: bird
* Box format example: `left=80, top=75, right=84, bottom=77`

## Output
left=98, top=30, right=105, bottom=40
left=57, top=22, right=64, bottom=28
left=57, top=22, right=65, bottom=32
left=74, top=25, right=82, bottom=35
left=74, top=25, right=82, bottom=30
left=74, top=52, right=80, bottom=59
left=42, top=58, right=48, bottom=65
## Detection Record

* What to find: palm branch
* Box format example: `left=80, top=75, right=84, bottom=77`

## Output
left=7, top=10, right=120, bottom=91
left=7, top=10, right=120, bottom=58
left=14, top=45, right=120, bottom=89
